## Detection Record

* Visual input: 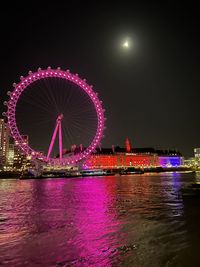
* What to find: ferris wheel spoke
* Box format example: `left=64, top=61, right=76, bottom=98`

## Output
left=39, top=78, right=60, bottom=114
left=71, top=120, right=96, bottom=136
left=29, top=78, right=58, bottom=112
left=17, top=88, right=56, bottom=115
left=37, top=79, right=57, bottom=110
left=70, top=113, right=97, bottom=121
left=17, top=99, right=56, bottom=117
left=64, top=121, right=87, bottom=147
left=62, top=122, right=75, bottom=148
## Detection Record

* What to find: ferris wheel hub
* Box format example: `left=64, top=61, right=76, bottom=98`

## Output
left=57, top=113, right=64, bottom=123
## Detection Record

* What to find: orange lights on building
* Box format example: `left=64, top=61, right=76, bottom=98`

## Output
left=84, top=153, right=159, bottom=169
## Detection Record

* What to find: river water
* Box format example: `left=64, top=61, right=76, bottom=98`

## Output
left=0, top=172, right=200, bottom=267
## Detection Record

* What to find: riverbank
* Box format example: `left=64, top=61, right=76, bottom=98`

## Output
left=0, top=166, right=194, bottom=179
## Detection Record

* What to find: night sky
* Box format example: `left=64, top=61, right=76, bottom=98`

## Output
left=1, top=2, right=200, bottom=157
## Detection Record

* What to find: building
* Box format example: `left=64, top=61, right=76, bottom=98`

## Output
left=184, top=148, right=200, bottom=169
left=0, top=118, right=31, bottom=170
left=6, top=144, right=15, bottom=169
left=13, top=135, right=30, bottom=170
left=194, top=148, right=200, bottom=158
left=83, top=145, right=183, bottom=170
left=0, top=118, right=9, bottom=168
left=0, top=119, right=31, bottom=171
left=194, top=148, right=200, bottom=167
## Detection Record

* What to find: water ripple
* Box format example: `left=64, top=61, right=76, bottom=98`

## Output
left=0, top=172, right=198, bottom=266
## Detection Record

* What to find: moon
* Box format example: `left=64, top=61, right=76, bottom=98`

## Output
left=123, top=41, right=129, bottom=48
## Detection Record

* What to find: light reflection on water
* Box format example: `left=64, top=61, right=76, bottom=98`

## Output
left=0, top=172, right=199, bottom=266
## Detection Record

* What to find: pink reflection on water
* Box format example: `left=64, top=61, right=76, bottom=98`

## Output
left=63, top=177, right=121, bottom=266
left=0, top=178, right=123, bottom=266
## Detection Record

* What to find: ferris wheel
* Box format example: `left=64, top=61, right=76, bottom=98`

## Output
left=3, top=67, right=105, bottom=165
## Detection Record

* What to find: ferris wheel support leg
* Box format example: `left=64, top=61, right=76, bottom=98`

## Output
left=47, top=123, right=59, bottom=160
left=59, top=122, right=63, bottom=161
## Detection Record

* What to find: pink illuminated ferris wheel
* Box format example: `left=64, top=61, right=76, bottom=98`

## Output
left=3, top=67, right=105, bottom=165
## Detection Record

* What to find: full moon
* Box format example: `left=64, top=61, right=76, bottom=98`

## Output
left=123, top=41, right=129, bottom=48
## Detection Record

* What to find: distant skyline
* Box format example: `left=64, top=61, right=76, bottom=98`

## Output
left=1, top=2, right=200, bottom=157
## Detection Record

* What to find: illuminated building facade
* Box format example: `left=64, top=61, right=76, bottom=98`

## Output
left=194, top=148, right=200, bottom=158
left=194, top=148, right=200, bottom=167
left=184, top=148, right=200, bottom=169
left=83, top=146, right=183, bottom=169
left=158, top=156, right=182, bottom=167
left=0, top=119, right=9, bottom=168
left=0, top=118, right=30, bottom=171
left=13, top=135, right=30, bottom=170
left=83, top=153, right=159, bottom=169
left=7, top=144, right=15, bottom=168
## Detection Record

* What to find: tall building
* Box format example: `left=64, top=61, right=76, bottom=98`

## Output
left=13, top=135, right=30, bottom=170
left=13, top=143, right=23, bottom=170
left=194, top=148, right=200, bottom=158
left=7, top=144, right=14, bottom=168
left=194, top=148, right=200, bottom=167
left=0, top=118, right=9, bottom=168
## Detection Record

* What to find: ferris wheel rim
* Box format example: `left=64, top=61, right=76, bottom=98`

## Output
left=5, top=67, right=105, bottom=165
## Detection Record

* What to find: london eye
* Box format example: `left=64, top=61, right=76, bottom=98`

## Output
left=3, top=67, right=105, bottom=166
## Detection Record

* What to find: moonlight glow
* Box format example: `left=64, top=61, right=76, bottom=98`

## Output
left=123, top=41, right=129, bottom=48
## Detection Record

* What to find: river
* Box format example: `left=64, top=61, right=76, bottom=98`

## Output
left=0, top=172, right=200, bottom=266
